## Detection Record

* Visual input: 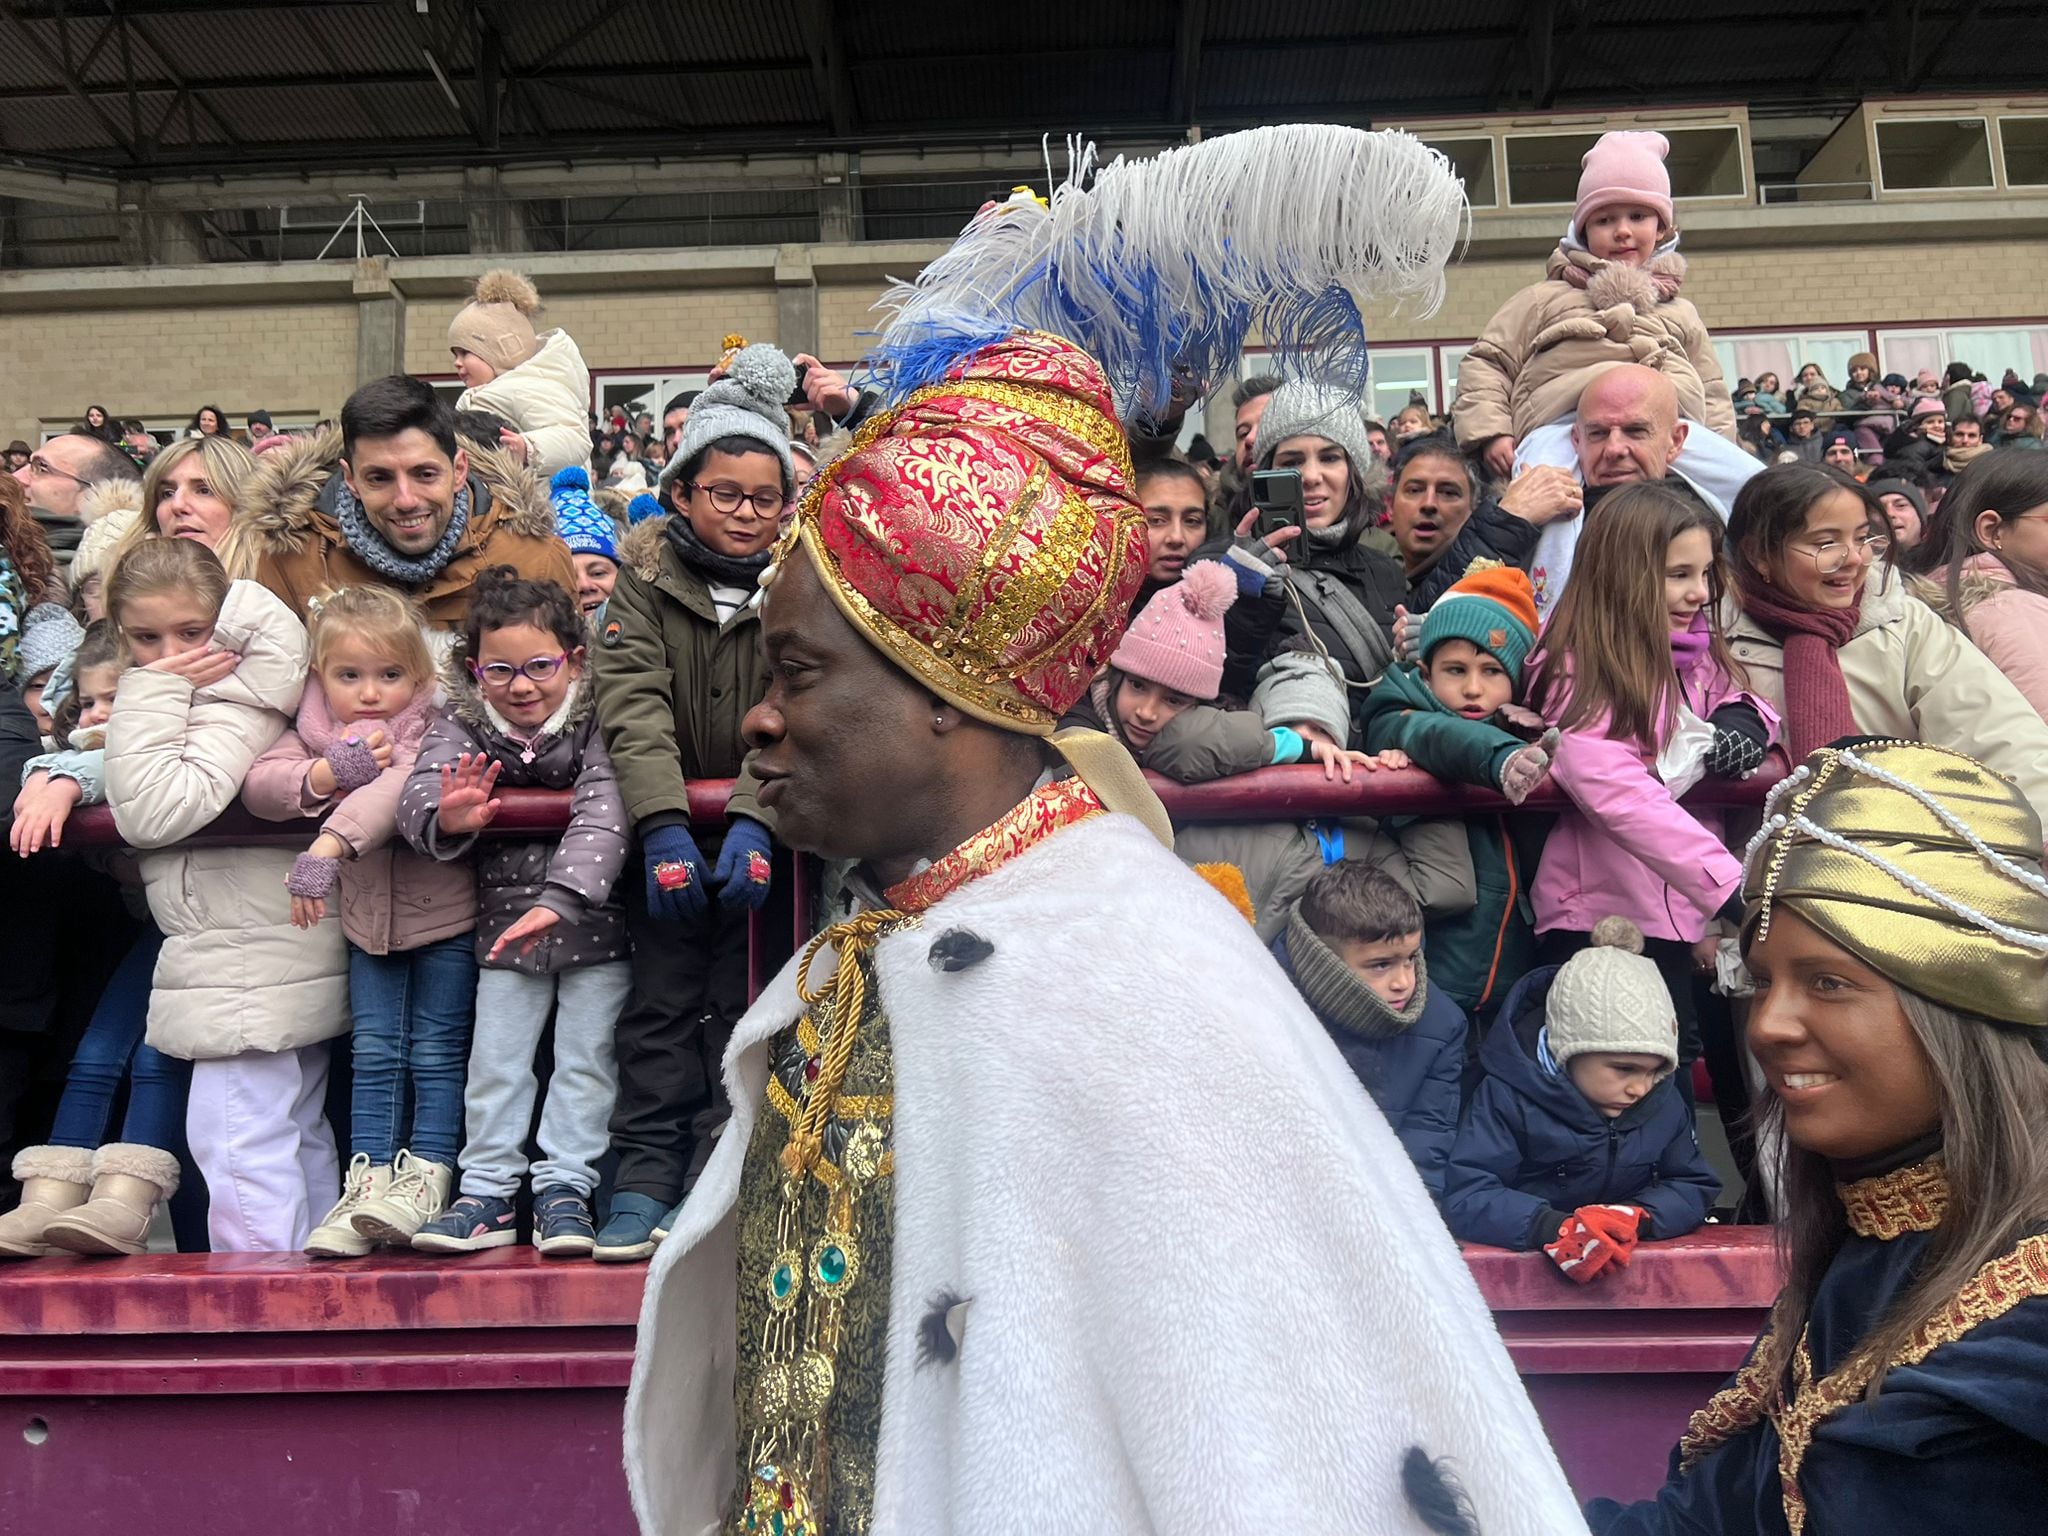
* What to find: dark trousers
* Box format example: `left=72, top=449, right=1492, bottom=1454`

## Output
left=607, top=841, right=753, bottom=1203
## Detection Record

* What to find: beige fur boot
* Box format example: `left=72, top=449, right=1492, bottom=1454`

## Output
left=42, top=1143, right=181, bottom=1257
left=0, top=1146, right=96, bottom=1258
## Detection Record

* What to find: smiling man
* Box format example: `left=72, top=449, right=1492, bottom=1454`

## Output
left=239, top=374, right=571, bottom=630
left=622, top=332, right=1584, bottom=1536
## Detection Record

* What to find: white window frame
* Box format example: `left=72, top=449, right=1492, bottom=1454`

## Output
left=1872, top=115, right=1994, bottom=196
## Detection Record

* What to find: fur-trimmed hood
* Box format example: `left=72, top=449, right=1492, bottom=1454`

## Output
left=77, top=477, right=143, bottom=527
left=233, top=425, right=555, bottom=558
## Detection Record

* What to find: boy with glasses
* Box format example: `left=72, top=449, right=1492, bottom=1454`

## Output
left=588, top=344, right=795, bottom=1259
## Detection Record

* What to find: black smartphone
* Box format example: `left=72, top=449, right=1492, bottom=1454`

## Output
left=787, top=361, right=811, bottom=408
left=1251, top=467, right=1304, bottom=540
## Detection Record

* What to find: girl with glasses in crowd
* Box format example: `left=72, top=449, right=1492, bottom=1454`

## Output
left=242, top=585, right=473, bottom=1257
left=1726, top=464, right=2048, bottom=823
left=399, top=566, right=631, bottom=1258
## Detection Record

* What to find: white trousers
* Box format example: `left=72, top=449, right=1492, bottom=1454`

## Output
left=1517, top=416, right=1762, bottom=618
left=187, top=1044, right=339, bottom=1252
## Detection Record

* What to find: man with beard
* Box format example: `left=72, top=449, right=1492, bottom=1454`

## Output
left=239, top=374, right=571, bottom=630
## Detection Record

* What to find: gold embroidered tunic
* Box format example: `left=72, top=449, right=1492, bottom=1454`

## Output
left=725, top=778, right=1107, bottom=1536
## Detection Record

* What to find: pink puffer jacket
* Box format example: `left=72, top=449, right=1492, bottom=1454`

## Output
left=242, top=682, right=476, bottom=956
left=1531, top=635, right=1777, bottom=944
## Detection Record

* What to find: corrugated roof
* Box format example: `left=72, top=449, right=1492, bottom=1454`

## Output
left=0, top=0, right=2038, bottom=179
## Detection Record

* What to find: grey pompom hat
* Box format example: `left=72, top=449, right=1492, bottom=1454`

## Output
left=658, top=344, right=797, bottom=498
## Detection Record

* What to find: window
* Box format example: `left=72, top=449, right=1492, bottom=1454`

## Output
left=1503, top=124, right=1746, bottom=206
left=1440, top=345, right=1471, bottom=408
left=1874, top=118, right=1994, bottom=192
left=1711, top=331, right=1872, bottom=397
left=1999, top=116, right=2048, bottom=187
left=1369, top=348, right=1436, bottom=425
left=1422, top=138, right=1497, bottom=208
left=1878, top=326, right=2048, bottom=387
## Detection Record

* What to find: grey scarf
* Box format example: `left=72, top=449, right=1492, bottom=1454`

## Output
left=1286, top=909, right=1428, bottom=1039
left=335, top=478, right=473, bottom=585
left=666, top=513, right=773, bottom=587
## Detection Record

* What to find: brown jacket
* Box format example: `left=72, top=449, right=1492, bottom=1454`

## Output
left=230, top=426, right=573, bottom=631
left=1453, top=251, right=1737, bottom=449
left=592, top=520, right=771, bottom=833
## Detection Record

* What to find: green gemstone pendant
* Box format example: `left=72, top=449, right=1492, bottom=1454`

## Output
left=811, top=1231, right=860, bottom=1290
left=766, top=1248, right=802, bottom=1312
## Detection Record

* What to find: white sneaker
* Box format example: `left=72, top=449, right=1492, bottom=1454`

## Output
left=305, top=1154, right=393, bottom=1258
left=350, top=1149, right=455, bottom=1246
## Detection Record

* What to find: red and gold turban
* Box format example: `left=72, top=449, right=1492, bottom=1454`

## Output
left=772, top=329, right=1170, bottom=842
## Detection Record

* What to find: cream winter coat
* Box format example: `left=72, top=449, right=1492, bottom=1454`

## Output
left=1455, top=250, right=1737, bottom=448
left=625, top=813, right=1587, bottom=1536
left=1728, top=567, right=2048, bottom=827
left=456, top=327, right=592, bottom=481
left=105, top=581, right=349, bottom=1060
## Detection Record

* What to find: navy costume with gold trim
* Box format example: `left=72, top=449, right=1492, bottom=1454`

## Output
left=1591, top=1153, right=2048, bottom=1535
left=1591, top=741, right=2048, bottom=1534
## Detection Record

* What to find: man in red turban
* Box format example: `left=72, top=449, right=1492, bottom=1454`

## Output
left=624, top=333, right=1583, bottom=1536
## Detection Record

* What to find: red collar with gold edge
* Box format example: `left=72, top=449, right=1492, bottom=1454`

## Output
left=885, top=778, right=1103, bottom=915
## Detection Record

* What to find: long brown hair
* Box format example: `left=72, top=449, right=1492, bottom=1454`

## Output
left=0, top=472, right=63, bottom=607
left=1911, top=450, right=2048, bottom=640
left=1759, top=990, right=2048, bottom=1400
left=1528, top=482, right=1741, bottom=745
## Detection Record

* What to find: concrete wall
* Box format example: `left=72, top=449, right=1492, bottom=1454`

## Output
left=5, top=208, right=2048, bottom=443
left=1, top=302, right=358, bottom=439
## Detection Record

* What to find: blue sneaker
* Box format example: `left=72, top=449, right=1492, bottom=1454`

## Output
left=411, top=1193, right=518, bottom=1253
left=593, top=1191, right=665, bottom=1262
left=651, top=1197, right=687, bottom=1243
left=533, top=1186, right=595, bottom=1258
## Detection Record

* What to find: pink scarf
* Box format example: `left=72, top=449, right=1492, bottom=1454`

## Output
left=293, top=678, right=434, bottom=757
left=1735, top=568, right=1861, bottom=761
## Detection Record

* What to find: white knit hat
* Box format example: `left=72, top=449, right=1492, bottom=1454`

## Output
left=1545, top=917, right=1679, bottom=1078
left=1254, top=379, right=1375, bottom=473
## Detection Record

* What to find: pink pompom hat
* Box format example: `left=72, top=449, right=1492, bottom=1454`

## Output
left=1110, top=560, right=1238, bottom=700
left=1573, top=130, right=1675, bottom=240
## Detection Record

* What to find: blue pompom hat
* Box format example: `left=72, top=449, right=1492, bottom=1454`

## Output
left=550, top=465, right=618, bottom=561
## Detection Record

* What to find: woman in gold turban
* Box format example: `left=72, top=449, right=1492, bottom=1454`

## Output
left=1593, top=739, right=2048, bottom=1535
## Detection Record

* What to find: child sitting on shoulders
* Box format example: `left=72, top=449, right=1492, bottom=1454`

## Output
left=1453, top=130, right=1750, bottom=514
left=1272, top=862, right=1466, bottom=1200
left=242, top=585, right=475, bottom=1257
left=1358, top=562, right=1555, bottom=1022
left=1442, top=917, right=1719, bottom=1281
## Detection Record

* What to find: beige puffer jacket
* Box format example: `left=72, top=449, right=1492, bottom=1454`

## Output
left=1453, top=251, right=1737, bottom=449
left=105, top=581, right=350, bottom=1060
left=1726, top=568, right=2048, bottom=830
left=456, top=327, right=592, bottom=480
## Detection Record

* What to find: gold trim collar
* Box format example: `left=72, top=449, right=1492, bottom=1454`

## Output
left=1837, top=1157, right=1948, bottom=1239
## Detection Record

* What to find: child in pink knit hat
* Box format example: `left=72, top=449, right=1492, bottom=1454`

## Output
left=1452, top=128, right=1760, bottom=610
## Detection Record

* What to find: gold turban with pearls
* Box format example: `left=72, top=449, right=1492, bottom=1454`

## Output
left=1742, top=741, right=2048, bottom=1025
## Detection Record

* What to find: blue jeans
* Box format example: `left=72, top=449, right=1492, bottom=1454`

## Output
left=346, top=936, right=478, bottom=1165
left=50, top=925, right=190, bottom=1152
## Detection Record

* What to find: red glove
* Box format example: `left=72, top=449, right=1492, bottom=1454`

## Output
left=1544, top=1204, right=1645, bottom=1284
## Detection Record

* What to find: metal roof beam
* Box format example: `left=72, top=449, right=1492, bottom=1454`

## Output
left=799, top=0, right=854, bottom=137
left=1909, top=0, right=1983, bottom=89
left=1167, top=0, right=1206, bottom=126
left=0, top=57, right=813, bottom=101
left=1, top=0, right=140, bottom=160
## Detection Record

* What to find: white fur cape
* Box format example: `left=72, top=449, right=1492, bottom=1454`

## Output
left=624, top=813, right=1588, bottom=1535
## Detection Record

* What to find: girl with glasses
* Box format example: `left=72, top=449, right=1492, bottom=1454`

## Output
left=1727, top=465, right=2048, bottom=822
left=400, top=565, right=631, bottom=1258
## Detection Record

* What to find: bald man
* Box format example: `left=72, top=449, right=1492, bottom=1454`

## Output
left=1520, top=363, right=1760, bottom=615
left=12, top=430, right=138, bottom=575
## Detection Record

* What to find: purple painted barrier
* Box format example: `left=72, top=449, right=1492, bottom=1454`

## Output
left=0, top=1234, right=1780, bottom=1532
